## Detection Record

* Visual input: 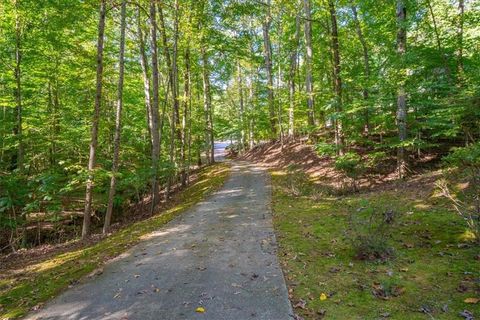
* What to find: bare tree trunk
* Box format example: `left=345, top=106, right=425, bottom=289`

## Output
left=328, top=0, right=344, bottom=155
left=181, top=46, right=191, bottom=186
left=351, top=5, right=371, bottom=136
left=137, top=7, right=153, bottom=150
left=289, top=6, right=300, bottom=138
left=168, top=0, right=180, bottom=194
left=262, top=0, right=277, bottom=138
left=457, top=0, right=464, bottom=78
left=148, top=0, right=162, bottom=213
left=237, top=62, right=245, bottom=150
left=104, top=0, right=127, bottom=234
left=13, top=0, right=23, bottom=171
left=82, top=0, right=106, bottom=238
left=201, top=46, right=215, bottom=164
left=303, top=0, right=315, bottom=128
left=396, top=0, right=407, bottom=179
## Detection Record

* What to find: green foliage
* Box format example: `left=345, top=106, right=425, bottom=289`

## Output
left=440, top=143, right=480, bottom=244
left=314, top=142, right=337, bottom=157
left=334, top=152, right=365, bottom=191
left=443, top=143, right=480, bottom=169
left=346, top=201, right=395, bottom=261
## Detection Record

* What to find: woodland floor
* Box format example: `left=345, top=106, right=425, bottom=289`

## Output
left=243, top=140, right=479, bottom=319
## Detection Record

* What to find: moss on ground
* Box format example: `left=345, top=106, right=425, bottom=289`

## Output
left=0, top=163, right=230, bottom=319
left=271, top=170, right=479, bottom=320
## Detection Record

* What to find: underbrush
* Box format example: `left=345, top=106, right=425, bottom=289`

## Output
left=271, top=170, right=479, bottom=319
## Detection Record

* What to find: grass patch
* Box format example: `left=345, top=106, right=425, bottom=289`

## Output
left=0, top=163, right=230, bottom=319
left=271, top=170, right=479, bottom=319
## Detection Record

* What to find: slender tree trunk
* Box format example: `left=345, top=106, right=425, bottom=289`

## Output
left=237, top=62, right=245, bottom=150
left=201, top=46, right=214, bottom=164
left=396, top=0, right=408, bottom=178
left=148, top=0, right=161, bottom=213
left=137, top=7, right=153, bottom=150
left=182, top=46, right=192, bottom=186
left=457, top=0, right=464, bottom=78
left=168, top=0, right=180, bottom=193
left=13, top=0, right=23, bottom=171
left=104, top=0, right=127, bottom=234
left=289, top=7, right=301, bottom=138
left=351, top=5, right=371, bottom=136
left=328, top=0, right=344, bottom=155
left=303, top=0, right=315, bottom=128
left=82, top=0, right=106, bottom=238
left=262, top=0, right=276, bottom=138
left=425, top=0, right=451, bottom=81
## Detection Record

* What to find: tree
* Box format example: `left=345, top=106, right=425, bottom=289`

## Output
left=104, top=0, right=126, bottom=234
left=262, top=0, right=277, bottom=138
left=82, top=0, right=106, bottom=238
left=328, top=0, right=344, bottom=155
left=303, top=0, right=315, bottom=128
left=396, top=0, right=407, bottom=179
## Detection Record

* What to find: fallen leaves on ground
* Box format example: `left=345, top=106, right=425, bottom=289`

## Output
left=464, top=297, right=479, bottom=304
left=195, top=306, right=205, bottom=313
left=293, top=299, right=306, bottom=309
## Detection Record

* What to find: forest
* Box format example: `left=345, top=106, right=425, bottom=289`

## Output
left=0, top=0, right=479, bottom=318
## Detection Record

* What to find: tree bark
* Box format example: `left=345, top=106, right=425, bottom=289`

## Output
left=137, top=7, right=153, bottom=150
left=82, top=0, right=106, bottom=238
left=396, top=0, right=407, bottom=178
left=168, top=0, right=180, bottom=194
left=13, top=0, right=23, bottom=171
left=289, top=5, right=301, bottom=138
left=303, top=0, right=315, bottom=127
left=181, top=46, right=191, bottom=186
left=104, top=0, right=127, bottom=234
left=457, top=0, right=464, bottom=78
left=201, top=46, right=214, bottom=164
left=328, top=0, right=344, bottom=155
left=351, top=5, right=371, bottom=136
left=262, top=0, right=277, bottom=138
left=148, top=0, right=162, bottom=213
left=237, top=62, right=245, bottom=150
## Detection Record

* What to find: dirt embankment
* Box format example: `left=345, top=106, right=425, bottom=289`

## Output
left=239, top=139, right=442, bottom=195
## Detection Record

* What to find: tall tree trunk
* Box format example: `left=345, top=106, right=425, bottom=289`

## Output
left=13, top=0, right=23, bottom=171
left=396, top=0, right=407, bottom=178
left=328, top=0, right=344, bottom=155
left=351, top=5, right=371, bottom=136
left=104, top=0, right=127, bottom=234
left=303, top=0, right=315, bottom=127
left=168, top=0, right=180, bottom=194
left=288, top=8, right=300, bottom=138
left=457, top=0, right=464, bottom=78
left=148, top=0, right=162, bottom=213
left=181, top=46, right=191, bottom=186
left=137, top=7, right=153, bottom=150
left=425, top=0, right=451, bottom=82
left=82, top=0, right=106, bottom=238
left=237, top=62, right=245, bottom=150
left=262, top=0, right=277, bottom=138
left=201, top=46, right=214, bottom=164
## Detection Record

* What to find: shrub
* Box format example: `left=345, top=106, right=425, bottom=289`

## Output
left=285, top=164, right=312, bottom=197
left=345, top=201, right=396, bottom=261
left=439, top=143, right=480, bottom=244
left=335, top=152, right=365, bottom=192
left=315, top=142, right=337, bottom=157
